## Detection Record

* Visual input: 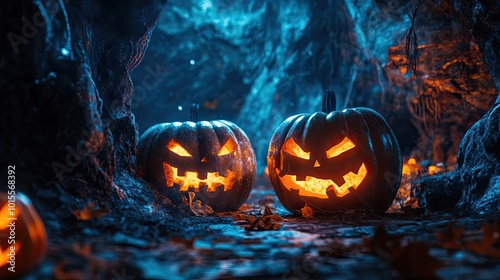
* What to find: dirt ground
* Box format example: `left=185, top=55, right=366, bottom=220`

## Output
left=24, top=185, right=500, bottom=280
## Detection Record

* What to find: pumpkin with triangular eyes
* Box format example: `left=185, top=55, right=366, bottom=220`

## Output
left=267, top=91, right=402, bottom=213
left=138, top=105, right=256, bottom=211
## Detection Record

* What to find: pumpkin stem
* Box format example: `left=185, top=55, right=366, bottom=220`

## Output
left=190, top=103, right=199, bottom=122
left=322, top=90, right=336, bottom=112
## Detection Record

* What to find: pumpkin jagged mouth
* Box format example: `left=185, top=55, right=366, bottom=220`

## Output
left=276, top=163, right=367, bottom=198
left=163, top=162, right=236, bottom=192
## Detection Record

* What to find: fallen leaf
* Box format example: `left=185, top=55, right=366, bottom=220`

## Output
left=363, top=224, right=442, bottom=279
left=172, top=237, right=197, bottom=248
left=362, top=224, right=403, bottom=258
left=318, top=239, right=360, bottom=258
left=232, top=206, right=282, bottom=231
left=182, top=195, right=189, bottom=206
left=188, top=192, right=214, bottom=216
left=300, top=204, right=316, bottom=218
left=465, top=221, right=500, bottom=258
left=394, top=242, right=443, bottom=280
left=72, top=202, right=109, bottom=221
left=435, top=223, right=463, bottom=249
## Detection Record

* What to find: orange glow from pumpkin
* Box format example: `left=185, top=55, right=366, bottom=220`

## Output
left=401, top=158, right=423, bottom=176
left=0, top=193, right=47, bottom=274
left=326, top=137, right=356, bottom=158
left=277, top=163, right=368, bottom=198
left=1, top=201, right=22, bottom=264
left=0, top=201, right=19, bottom=229
left=163, top=162, right=237, bottom=192
left=167, top=139, right=192, bottom=157
left=0, top=203, right=21, bottom=264
left=282, top=138, right=310, bottom=160
left=428, top=165, right=440, bottom=175
left=218, top=138, right=237, bottom=156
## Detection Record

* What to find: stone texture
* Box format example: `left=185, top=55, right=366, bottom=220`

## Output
left=0, top=0, right=169, bottom=219
left=417, top=0, right=500, bottom=215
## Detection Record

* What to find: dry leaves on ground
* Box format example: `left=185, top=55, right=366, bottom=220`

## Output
left=72, top=202, right=109, bottom=221
left=300, top=204, right=316, bottom=218
left=435, top=222, right=463, bottom=249
left=188, top=192, right=214, bottom=216
left=232, top=206, right=282, bottom=231
left=363, top=224, right=443, bottom=279
left=435, top=221, right=500, bottom=258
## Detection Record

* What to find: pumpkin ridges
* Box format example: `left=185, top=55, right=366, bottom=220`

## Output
left=285, top=114, right=309, bottom=145
left=138, top=119, right=256, bottom=211
left=195, top=121, right=219, bottom=164
left=137, top=124, right=164, bottom=179
left=356, top=108, right=402, bottom=207
left=221, top=121, right=256, bottom=209
left=267, top=99, right=402, bottom=213
left=302, top=112, right=328, bottom=155
left=346, top=108, right=402, bottom=211
left=267, top=114, right=306, bottom=211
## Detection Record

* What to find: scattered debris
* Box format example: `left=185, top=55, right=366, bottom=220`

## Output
left=300, top=204, right=316, bottom=218
left=188, top=192, right=214, bottom=216
left=72, top=203, right=109, bottom=221
left=435, top=222, right=463, bottom=249
left=363, top=224, right=443, bottom=279
left=171, top=236, right=197, bottom=248
left=232, top=206, right=282, bottom=231
left=465, top=221, right=500, bottom=258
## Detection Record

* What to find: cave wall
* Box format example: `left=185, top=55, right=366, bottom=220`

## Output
left=131, top=0, right=416, bottom=172
left=0, top=0, right=169, bottom=217
left=417, top=0, right=500, bottom=215
left=132, top=0, right=497, bottom=175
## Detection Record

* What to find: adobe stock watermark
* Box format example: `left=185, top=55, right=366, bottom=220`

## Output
left=131, top=64, right=168, bottom=109
left=7, top=0, right=71, bottom=54
left=384, top=170, right=402, bottom=193
left=51, top=63, right=167, bottom=181
left=4, top=166, right=18, bottom=274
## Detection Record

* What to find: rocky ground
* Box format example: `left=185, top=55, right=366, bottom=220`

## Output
left=24, top=184, right=500, bottom=280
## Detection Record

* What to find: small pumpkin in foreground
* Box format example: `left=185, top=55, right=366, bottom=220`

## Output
left=138, top=104, right=256, bottom=211
left=0, top=192, right=47, bottom=278
left=267, top=90, right=402, bottom=213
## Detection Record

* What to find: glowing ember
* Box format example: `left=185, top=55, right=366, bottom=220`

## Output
left=391, top=158, right=450, bottom=210
left=277, top=163, right=368, bottom=198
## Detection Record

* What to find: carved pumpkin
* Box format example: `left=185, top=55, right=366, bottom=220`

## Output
left=267, top=90, right=402, bottom=213
left=0, top=192, right=47, bottom=277
left=138, top=104, right=256, bottom=211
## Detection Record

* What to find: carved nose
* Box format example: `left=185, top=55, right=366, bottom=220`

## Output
left=201, top=157, right=207, bottom=163
left=314, top=160, right=320, bottom=167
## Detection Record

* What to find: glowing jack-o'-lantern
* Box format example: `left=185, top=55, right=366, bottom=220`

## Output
left=267, top=90, right=402, bottom=213
left=138, top=104, right=256, bottom=211
left=0, top=192, right=47, bottom=277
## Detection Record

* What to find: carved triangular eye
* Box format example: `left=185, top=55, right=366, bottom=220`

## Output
left=282, top=138, right=310, bottom=160
left=326, top=137, right=355, bottom=158
left=167, top=139, right=192, bottom=157
left=218, top=138, right=237, bottom=156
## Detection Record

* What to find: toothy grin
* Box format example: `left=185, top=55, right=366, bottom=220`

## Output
left=277, top=163, right=367, bottom=198
left=163, top=162, right=236, bottom=192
